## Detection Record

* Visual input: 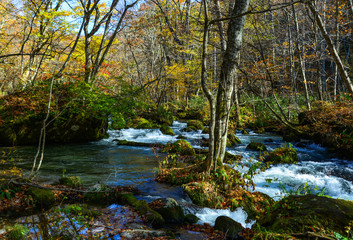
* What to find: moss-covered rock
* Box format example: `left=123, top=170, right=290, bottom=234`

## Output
left=168, top=140, right=195, bottom=156
left=231, top=192, right=274, bottom=221
left=184, top=214, right=199, bottom=224
left=160, top=125, right=175, bottom=136
left=126, top=117, right=156, bottom=129
left=259, top=194, right=353, bottom=235
left=183, top=182, right=224, bottom=208
left=26, top=187, right=55, bottom=209
left=214, top=216, right=243, bottom=240
left=151, top=198, right=185, bottom=224
left=118, top=193, right=165, bottom=228
left=227, top=134, right=241, bottom=147
left=246, top=141, right=267, bottom=151
left=264, top=145, right=298, bottom=164
left=0, top=115, right=108, bottom=146
left=7, top=224, right=29, bottom=240
left=187, top=120, right=204, bottom=131
left=59, top=176, right=81, bottom=188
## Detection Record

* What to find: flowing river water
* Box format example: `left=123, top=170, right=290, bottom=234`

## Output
left=6, top=121, right=353, bottom=231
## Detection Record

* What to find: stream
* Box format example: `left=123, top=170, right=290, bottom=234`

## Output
left=3, top=121, right=353, bottom=237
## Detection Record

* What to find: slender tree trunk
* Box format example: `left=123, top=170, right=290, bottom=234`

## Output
left=307, top=2, right=353, bottom=96
left=212, top=0, right=250, bottom=167
left=292, top=3, right=311, bottom=110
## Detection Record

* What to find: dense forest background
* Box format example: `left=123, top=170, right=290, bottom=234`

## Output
left=1, top=0, right=352, bottom=106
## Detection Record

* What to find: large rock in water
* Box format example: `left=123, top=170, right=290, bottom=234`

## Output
left=264, top=145, right=298, bottom=164
left=214, top=216, right=244, bottom=240
left=0, top=114, right=108, bottom=146
left=259, top=194, right=353, bottom=235
left=150, top=198, right=185, bottom=224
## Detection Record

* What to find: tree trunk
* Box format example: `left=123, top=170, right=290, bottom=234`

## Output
left=292, top=3, right=311, bottom=110
left=208, top=0, right=250, bottom=171
left=307, top=2, right=353, bottom=96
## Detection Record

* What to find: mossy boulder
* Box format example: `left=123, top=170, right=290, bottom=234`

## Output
left=26, top=187, right=55, bottom=209
left=246, top=141, right=267, bottom=151
left=126, top=117, right=156, bottom=129
left=231, top=192, right=274, bottom=221
left=187, top=120, right=204, bottom=131
left=0, top=115, right=108, bottom=146
left=168, top=140, right=195, bottom=156
left=227, top=134, right=241, bottom=147
left=118, top=193, right=165, bottom=228
left=214, top=216, right=243, bottom=240
left=264, top=145, right=298, bottom=164
left=160, top=125, right=175, bottom=136
left=184, top=214, right=199, bottom=224
left=259, top=194, right=353, bottom=235
left=59, top=176, right=81, bottom=188
left=151, top=198, right=185, bottom=224
left=183, top=182, right=224, bottom=208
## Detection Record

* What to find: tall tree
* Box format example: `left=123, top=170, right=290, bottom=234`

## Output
left=202, top=0, right=250, bottom=173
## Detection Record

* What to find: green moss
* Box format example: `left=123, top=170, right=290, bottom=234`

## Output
left=185, top=214, right=199, bottom=224
left=183, top=182, right=224, bottom=208
left=59, top=176, right=81, bottom=188
left=187, top=120, right=204, bottom=131
left=118, top=193, right=165, bottom=227
left=7, top=224, right=29, bottom=240
left=160, top=125, right=175, bottom=136
left=126, top=117, right=155, bottom=129
left=227, top=134, right=241, bottom=147
left=259, top=195, right=353, bottom=235
left=265, top=144, right=298, bottom=164
left=167, top=140, right=195, bottom=156
left=110, top=113, right=126, bottom=130
left=153, top=198, right=185, bottom=224
left=26, top=187, right=55, bottom=209
left=62, top=204, right=101, bottom=218
left=246, top=141, right=267, bottom=151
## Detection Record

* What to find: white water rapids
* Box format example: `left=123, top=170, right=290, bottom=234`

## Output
left=107, top=121, right=353, bottom=228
